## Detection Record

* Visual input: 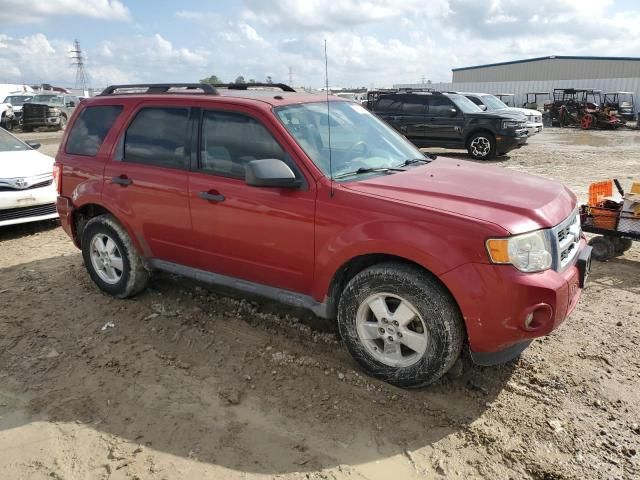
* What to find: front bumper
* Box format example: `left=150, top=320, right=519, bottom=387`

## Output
left=526, top=122, right=544, bottom=136
left=495, top=128, right=528, bottom=152
left=0, top=184, right=58, bottom=227
left=22, top=116, right=61, bottom=127
left=440, top=239, right=589, bottom=361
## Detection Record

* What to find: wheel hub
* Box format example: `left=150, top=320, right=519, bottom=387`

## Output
left=355, top=292, right=429, bottom=368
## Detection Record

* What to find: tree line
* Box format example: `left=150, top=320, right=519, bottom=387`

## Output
left=200, top=74, right=274, bottom=85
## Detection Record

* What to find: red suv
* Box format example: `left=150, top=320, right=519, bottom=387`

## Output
left=54, top=83, right=592, bottom=388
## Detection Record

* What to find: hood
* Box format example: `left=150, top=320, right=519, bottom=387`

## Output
left=0, top=149, right=55, bottom=178
left=465, top=109, right=526, bottom=121
left=498, top=107, right=542, bottom=117
left=342, top=157, right=576, bottom=235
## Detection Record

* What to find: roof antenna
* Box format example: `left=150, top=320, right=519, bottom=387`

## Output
left=324, top=39, right=334, bottom=198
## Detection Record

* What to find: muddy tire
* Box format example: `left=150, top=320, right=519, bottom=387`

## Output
left=58, top=115, right=67, bottom=131
left=589, top=236, right=615, bottom=261
left=612, top=237, right=633, bottom=255
left=467, top=132, right=496, bottom=160
left=81, top=214, right=149, bottom=298
left=337, top=262, right=465, bottom=388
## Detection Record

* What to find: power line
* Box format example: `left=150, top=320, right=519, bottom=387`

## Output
left=70, top=39, right=89, bottom=92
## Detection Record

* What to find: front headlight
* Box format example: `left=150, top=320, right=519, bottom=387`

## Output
left=49, top=107, right=60, bottom=114
left=486, top=230, right=552, bottom=273
left=502, top=120, right=523, bottom=129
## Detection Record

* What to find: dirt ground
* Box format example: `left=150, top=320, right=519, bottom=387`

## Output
left=1, top=128, right=639, bottom=480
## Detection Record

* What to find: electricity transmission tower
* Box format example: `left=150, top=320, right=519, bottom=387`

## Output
left=70, top=39, right=88, bottom=93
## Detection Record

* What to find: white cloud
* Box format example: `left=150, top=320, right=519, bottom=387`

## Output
left=3, top=1, right=640, bottom=90
left=0, top=0, right=130, bottom=23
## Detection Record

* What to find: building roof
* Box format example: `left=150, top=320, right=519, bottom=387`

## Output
left=452, top=55, right=640, bottom=72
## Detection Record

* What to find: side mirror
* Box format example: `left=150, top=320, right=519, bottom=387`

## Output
left=66, top=101, right=75, bottom=107
left=449, top=108, right=458, bottom=117
left=245, top=159, right=301, bottom=188
left=479, top=105, right=487, bottom=111
left=26, top=142, right=41, bottom=150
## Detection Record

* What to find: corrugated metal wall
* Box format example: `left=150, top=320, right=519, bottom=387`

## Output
left=393, top=77, right=640, bottom=113
left=452, top=58, right=640, bottom=82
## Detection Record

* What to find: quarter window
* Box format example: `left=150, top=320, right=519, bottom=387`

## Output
left=200, top=111, right=287, bottom=178
left=123, top=107, right=189, bottom=169
left=65, top=105, right=123, bottom=157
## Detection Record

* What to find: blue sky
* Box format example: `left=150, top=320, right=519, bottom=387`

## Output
left=1, top=0, right=640, bottom=89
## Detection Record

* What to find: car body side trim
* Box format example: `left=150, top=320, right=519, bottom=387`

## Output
left=148, top=259, right=329, bottom=318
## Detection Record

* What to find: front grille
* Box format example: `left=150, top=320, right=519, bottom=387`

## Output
left=552, top=210, right=581, bottom=271
left=0, top=203, right=57, bottom=222
left=0, top=179, right=52, bottom=192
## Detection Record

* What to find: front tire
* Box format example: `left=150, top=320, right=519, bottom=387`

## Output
left=337, top=262, right=465, bottom=388
left=81, top=214, right=149, bottom=298
left=467, top=132, right=496, bottom=160
left=57, top=115, right=67, bottom=131
left=589, top=236, right=615, bottom=261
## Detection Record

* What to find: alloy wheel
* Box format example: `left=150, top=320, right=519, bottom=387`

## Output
left=355, top=292, right=429, bottom=368
left=89, top=233, right=124, bottom=284
left=470, top=136, right=491, bottom=158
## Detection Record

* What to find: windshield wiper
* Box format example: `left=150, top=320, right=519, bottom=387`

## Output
left=333, top=166, right=405, bottom=180
left=395, top=154, right=437, bottom=168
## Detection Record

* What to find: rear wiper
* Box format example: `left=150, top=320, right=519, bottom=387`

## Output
left=333, top=166, right=405, bottom=180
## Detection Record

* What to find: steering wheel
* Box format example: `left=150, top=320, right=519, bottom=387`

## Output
left=346, top=140, right=369, bottom=158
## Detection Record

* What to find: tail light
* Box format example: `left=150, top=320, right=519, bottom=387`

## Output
left=53, top=162, right=62, bottom=194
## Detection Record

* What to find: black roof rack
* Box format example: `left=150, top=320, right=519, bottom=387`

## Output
left=212, top=82, right=295, bottom=92
left=99, top=83, right=218, bottom=96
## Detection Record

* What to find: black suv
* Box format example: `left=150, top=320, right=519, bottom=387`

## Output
left=370, top=92, right=529, bottom=160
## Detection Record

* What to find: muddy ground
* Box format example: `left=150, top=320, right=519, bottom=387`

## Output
left=0, top=128, right=639, bottom=480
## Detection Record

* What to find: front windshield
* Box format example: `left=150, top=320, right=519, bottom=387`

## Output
left=0, top=128, right=29, bottom=152
left=32, top=95, right=63, bottom=105
left=448, top=94, right=482, bottom=113
left=3, top=95, right=32, bottom=106
left=275, top=101, right=427, bottom=179
left=482, top=95, right=509, bottom=110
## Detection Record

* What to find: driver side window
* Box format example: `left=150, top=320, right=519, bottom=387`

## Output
left=199, top=111, right=289, bottom=179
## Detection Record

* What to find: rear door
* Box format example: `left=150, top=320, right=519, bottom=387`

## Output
left=424, top=95, right=462, bottom=143
left=102, top=102, right=195, bottom=265
left=187, top=106, right=316, bottom=293
left=393, top=95, right=428, bottom=143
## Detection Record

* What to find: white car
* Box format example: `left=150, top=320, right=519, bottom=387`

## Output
left=0, top=128, right=58, bottom=227
left=2, top=94, right=33, bottom=128
left=462, top=92, right=544, bottom=136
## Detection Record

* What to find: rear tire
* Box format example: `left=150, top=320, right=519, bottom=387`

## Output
left=81, top=214, right=149, bottom=298
left=337, top=262, right=465, bottom=388
left=589, top=236, right=615, bottom=261
left=612, top=237, right=633, bottom=255
left=467, top=132, right=496, bottom=160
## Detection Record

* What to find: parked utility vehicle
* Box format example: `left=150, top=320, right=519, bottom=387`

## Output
left=55, top=83, right=591, bottom=388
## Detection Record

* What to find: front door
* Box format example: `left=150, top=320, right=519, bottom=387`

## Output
left=187, top=108, right=316, bottom=294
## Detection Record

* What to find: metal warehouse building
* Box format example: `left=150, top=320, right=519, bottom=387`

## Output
left=395, top=55, right=640, bottom=112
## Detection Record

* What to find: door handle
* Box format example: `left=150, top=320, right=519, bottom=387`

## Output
left=198, top=191, right=225, bottom=202
left=111, top=175, right=132, bottom=186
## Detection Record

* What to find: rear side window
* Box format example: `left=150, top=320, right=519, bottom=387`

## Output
left=401, top=95, right=427, bottom=114
left=375, top=97, right=402, bottom=113
left=123, top=107, right=189, bottom=169
left=65, top=105, right=123, bottom=157
left=200, top=111, right=287, bottom=178
left=467, top=96, right=483, bottom=106
left=427, top=96, right=454, bottom=116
